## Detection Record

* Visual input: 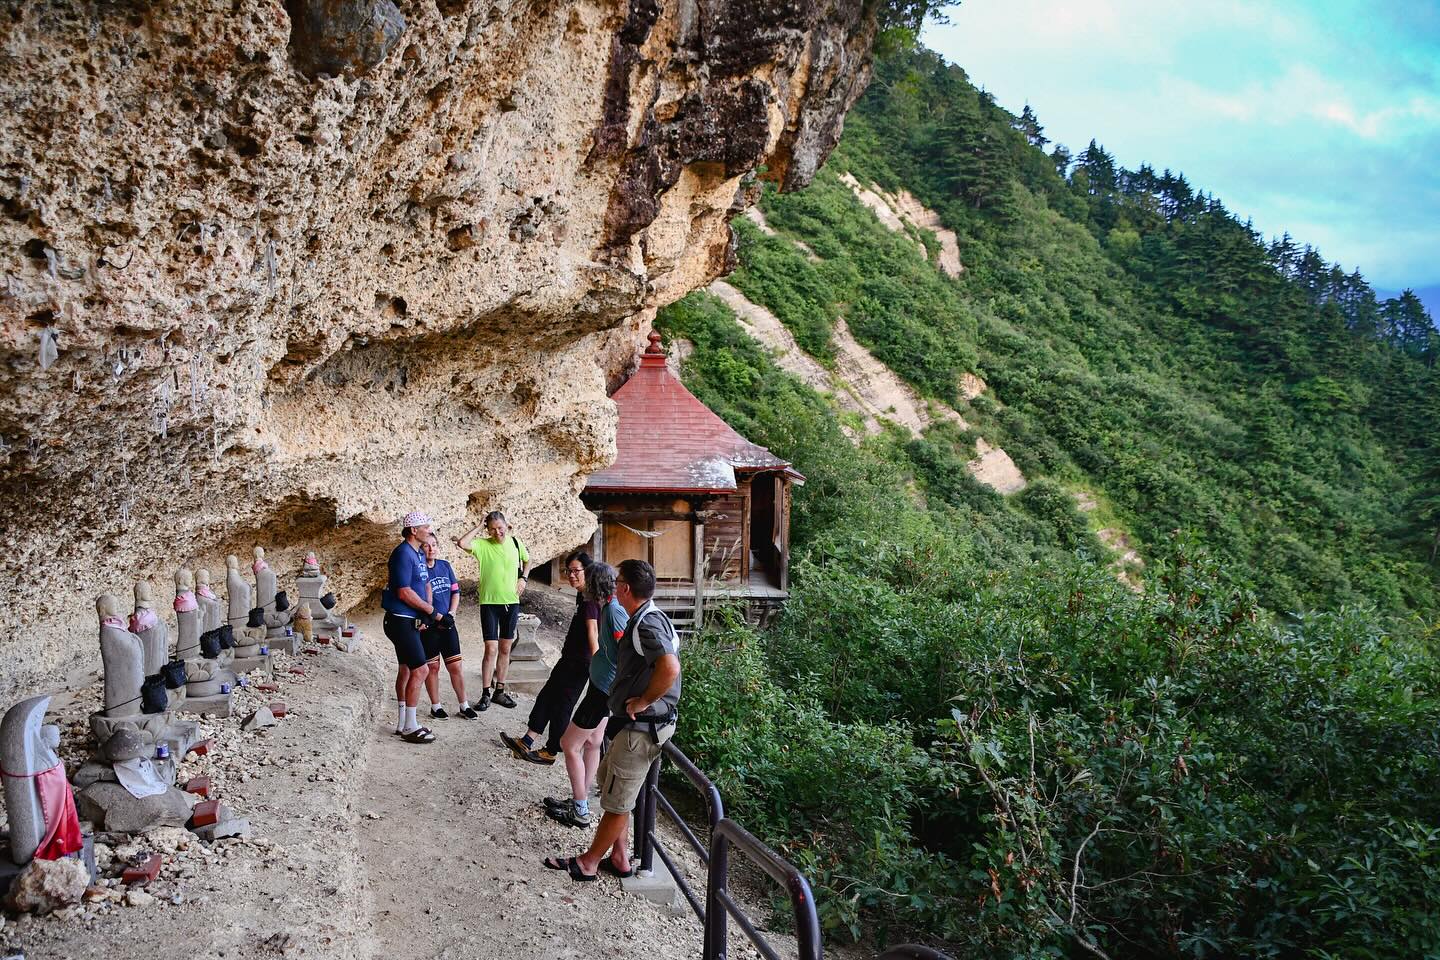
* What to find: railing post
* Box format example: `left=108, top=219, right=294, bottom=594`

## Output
left=704, top=828, right=730, bottom=960
left=633, top=755, right=660, bottom=874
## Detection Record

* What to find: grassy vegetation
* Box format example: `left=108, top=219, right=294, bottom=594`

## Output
left=659, top=41, right=1440, bottom=960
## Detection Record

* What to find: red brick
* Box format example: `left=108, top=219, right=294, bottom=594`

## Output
left=316, top=636, right=331, bottom=645
left=189, top=799, right=221, bottom=828
left=303, top=649, right=321, bottom=656
left=269, top=701, right=287, bottom=718
left=187, top=738, right=215, bottom=757
left=257, top=682, right=279, bottom=693
left=122, top=854, right=161, bottom=885
left=182, top=776, right=212, bottom=798
left=288, top=666, right=305, bottom=676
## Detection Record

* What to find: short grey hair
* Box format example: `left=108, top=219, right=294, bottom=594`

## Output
left=584, top=562, right=616, bottom=602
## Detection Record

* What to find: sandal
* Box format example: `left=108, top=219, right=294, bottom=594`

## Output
left=400, top=727, right=436, bottom=744
left=542, top=856, right=596, bottom=882
left=599, top=860, right=634, bottom=879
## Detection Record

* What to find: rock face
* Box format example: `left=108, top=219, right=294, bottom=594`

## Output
left=0, top=0, right=876, bottom=700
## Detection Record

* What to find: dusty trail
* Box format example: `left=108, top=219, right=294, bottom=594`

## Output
left=352, top=591, right=705, bottom=960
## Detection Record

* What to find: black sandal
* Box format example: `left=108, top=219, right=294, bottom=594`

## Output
left=599, top=859, right=634, bottom=878
left=542, top=856, right=596, bottom=882
left=401, top=727, right=436, bottom=744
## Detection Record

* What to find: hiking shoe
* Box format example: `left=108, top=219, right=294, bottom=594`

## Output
left=500, top=731, right=534, bottom=762
left=458, top=705, right=480, bottom=720
left=491, top=688, right=517, bottom=709
left=542, top=795, right=569, bottom=811
left=544, top=798, right=591, bottom=828
left=477, top=691, right=491, bottom=712
left=531, top=748, right=559, bottom=765
left=429, top=705, right=449, bottom=720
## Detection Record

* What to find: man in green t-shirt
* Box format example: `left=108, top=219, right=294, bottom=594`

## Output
left=455, top=510, right=530, bottom=710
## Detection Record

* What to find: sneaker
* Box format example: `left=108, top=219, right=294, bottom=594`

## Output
left=429, top=705, right=449, bottom=720
left=491, top=688, right=517, bottom=709
left=542, top=795, right=569, bottom=811
left=477, top=691, right=491, bottom=712
left=544, top=798, right=591, bottom=828
left=531, top=748, right=559, bottom=765
left=458, top=705, right=480, bottom=720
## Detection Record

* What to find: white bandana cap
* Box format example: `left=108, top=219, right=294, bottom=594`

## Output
left=402, top=511, right=433, bottom=528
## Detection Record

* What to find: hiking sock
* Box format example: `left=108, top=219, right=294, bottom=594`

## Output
left=519, top=733, right=535, bottom=749
left=573, top=798, right=589, bottom=817
left=403, top=705, right=418, bottom=731
left=460, top=700, right=470, bottom=710
left=396, top=702, right=406, bottom=730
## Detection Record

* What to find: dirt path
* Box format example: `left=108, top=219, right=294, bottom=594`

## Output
left=352, top=590, right=707, bottom=960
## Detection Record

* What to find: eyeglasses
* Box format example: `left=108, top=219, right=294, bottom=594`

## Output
left=564, top=568, right=584, bottom=577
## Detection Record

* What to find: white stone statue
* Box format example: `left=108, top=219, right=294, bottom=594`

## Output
left=173, top=568, right=235, bottom=717
left=90, top=594, right=198, bottom=758
left=226, top=554, right=251, bottom=626
left=130, top=580, right=168, bottom=676
left=1, top=695, right=82, bottom=865
left=195, top=567, right=224, bottom=633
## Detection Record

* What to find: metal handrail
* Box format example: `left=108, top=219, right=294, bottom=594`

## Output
left=706, top=817, right=823, bottom=960
left=633, top=741, right=822, bottom=960
left=632, top=741, right=950, bottom=960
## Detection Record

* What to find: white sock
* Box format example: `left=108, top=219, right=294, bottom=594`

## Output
left=431, top=702, right=444, bottom=712
left=403, top=705, right=417, bottom=731
left=460, top=701, right=469, bottom=710
left=396, top=703, right=406, bottom=731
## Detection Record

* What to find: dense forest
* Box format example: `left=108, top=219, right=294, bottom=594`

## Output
left=663, top=42, right=1440, bottom=960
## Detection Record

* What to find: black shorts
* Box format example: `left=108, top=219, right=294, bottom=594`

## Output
left=383, top=614, right=428, bottom=669
left=428, top=623, right=461, bottom=662
left=570, top=683, right=610, bottom=731
left=480, top=603, right=519, bottom=642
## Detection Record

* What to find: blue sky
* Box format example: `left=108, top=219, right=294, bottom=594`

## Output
left=923, top=0, right=1440, bottom=308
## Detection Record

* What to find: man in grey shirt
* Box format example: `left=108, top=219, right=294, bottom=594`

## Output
left=544, top=559, right=680, bottom=881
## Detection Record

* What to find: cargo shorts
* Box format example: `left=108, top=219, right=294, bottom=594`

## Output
left=597, top=724, right=675, bottom=815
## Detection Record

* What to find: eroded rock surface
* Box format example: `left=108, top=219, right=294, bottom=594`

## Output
left=0, top=0, right=877, bottom=699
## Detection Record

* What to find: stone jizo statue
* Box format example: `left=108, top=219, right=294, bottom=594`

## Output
left=1, top=696, right=83, bottom=865
left=131, top=580, right=168, bottom=676
left=196, top=567, right=224, bottom=633
left=226, top=554, right=251, bottom=625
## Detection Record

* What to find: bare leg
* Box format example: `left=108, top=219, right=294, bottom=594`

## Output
left=575, top=811, right=629, bottom=875
left=481, top=641, right=498, bottom=688
left=444, top=658, right=466, bottom=702
left=424, top=657, right=442, bottom=706
left=395, top=666, right=408, bottom=703
left=495, top=637, right=514, bottom=683
left=403, top=662, right=428, bottom=710
left=560, top=723, right=589, bottom=801
left=582, top=722, right=607, bottom=798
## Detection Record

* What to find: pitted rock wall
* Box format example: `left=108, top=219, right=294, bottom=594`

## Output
left=0, top=0, right=875, bottom=700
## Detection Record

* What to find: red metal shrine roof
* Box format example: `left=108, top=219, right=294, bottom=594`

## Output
left=585, top=332, right=802, bottom=495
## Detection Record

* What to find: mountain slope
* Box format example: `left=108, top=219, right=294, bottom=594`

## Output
left=658, top=43, right=1440, bottom=959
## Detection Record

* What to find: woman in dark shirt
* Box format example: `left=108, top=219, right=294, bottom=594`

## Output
left=500, top=551, right=597, bottom=764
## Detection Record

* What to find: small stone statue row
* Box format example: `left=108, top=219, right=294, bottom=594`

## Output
left=2, top=547, right=358, bottom=897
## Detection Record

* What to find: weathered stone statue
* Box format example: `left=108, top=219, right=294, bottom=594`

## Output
left=226, top=553, right=251, bottom=628
left=253, top=546, right=279, bottom=610
left=130, top=580, right=168, bottom=676
left=196, top=567, right=224, bottom=633
left=253, top=546, right=298, bottom=652
left=90, top=594, right=197, bottom=765
left=1, top=696, right=85, bottom=880
left=174, top=568, right=235, bottom=717
left=295, top=550, right=349, bottom=640
left=294, top=602, right=314, bottom=644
